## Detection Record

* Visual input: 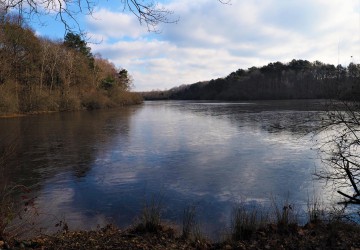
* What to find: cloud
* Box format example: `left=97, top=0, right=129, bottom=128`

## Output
left=86, top=8, right=149, bottom=41
left=86, top=0, right=360, bottom=91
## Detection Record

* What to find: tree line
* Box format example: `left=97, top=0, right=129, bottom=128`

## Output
left=0, top=15, right=142, bottom=115
left=142, top=59, right=360, bottom=101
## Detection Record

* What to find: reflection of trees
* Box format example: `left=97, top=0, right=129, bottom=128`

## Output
left=242, top=111, right=323, bottom=136
left=175, top=100, right=327, bottom=136
left=0, top=107, right=139, bottom=190
left=1, top=100, right=324, bottom=236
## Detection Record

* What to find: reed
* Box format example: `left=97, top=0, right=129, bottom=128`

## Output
left=135, top=195, right=163, bottom=233
left=230, top=204, right=268, bottom=241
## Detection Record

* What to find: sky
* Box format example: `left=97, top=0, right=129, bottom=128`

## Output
left=32, top=0, right=360, bottom=91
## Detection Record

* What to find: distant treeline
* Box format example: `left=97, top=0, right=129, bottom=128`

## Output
left=0, top=15, right=142, bottom=115
left=142, top=59, right=360, bottom=101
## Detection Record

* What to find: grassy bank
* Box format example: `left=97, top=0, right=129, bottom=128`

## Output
left=1, top=197, right=360, bottom=249
left=1, top=216, right=360, bottom=249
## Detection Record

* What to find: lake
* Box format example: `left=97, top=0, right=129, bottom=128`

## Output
left=0, top=100, right=338, bottom=239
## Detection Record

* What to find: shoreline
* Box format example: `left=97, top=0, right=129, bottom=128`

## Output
left=2, top=220, right=360, bottom=249
left=0, top=111, right=59, bottom=119
left=0, top=102, right=144, bottom=119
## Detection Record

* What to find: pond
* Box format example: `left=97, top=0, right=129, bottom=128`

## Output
left=0, top=100, right=338, bottom=239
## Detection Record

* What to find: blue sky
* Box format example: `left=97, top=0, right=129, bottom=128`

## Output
left=32, top=0, right=360, bottom=91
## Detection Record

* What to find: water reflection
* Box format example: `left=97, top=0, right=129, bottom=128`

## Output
left=0, top=100, right=334, bottom=239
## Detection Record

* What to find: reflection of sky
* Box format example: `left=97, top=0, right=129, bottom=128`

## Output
left=32, top=101, right=333, bottom=239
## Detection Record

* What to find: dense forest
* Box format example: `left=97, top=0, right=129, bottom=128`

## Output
left=142, top=59, right=360, bottom=101
left=0, top=15, right=142, bottom=115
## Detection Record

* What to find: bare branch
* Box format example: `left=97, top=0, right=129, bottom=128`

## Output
left=315, top=99, right=360, bottom=208
left=337, top=190, right=360, bottom=204
left=1, top=0, right=182, bottom=33
left=124, top=0, right=178, bottom=32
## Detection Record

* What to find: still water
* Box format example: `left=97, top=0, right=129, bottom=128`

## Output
left=0, top=100, right=335, bottom=238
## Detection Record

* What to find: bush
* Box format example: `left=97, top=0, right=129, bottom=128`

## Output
left=109, top=88, right=143, bottom=106
left=81, top=91, right=112, bottom=110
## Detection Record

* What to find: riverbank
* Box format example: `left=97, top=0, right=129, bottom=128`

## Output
left=0, top=111, right=58, bottom=119
left=0, top=99, right=143, bottom=119
left=2, top=220, right=360, bottom=249
left=0, top=84, right=143, bottom=118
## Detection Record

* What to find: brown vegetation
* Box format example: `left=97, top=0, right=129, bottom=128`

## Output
left=1, top=190, right=360, bottom=249
left=0, top=15, right=142, bottom=116
left=1, top=218, right=360, bottom=249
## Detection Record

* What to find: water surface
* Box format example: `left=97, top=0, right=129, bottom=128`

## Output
left=0, top=100, right=335, bottom=238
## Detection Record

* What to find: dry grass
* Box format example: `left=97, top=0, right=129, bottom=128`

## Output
left=270, top=196, right=298, bottom=228
left=230, top=204, right=268, bottom=241
left=181, top=205, right=206, bottom=243
left=134, top=195, right=164, bottom=233
left=307, top=196, right=326, bottom=223
left=182, top=205, right=196, bottom=239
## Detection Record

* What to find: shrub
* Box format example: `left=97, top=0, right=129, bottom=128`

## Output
left=81, top=91, right=112, bottom=110
left=109, top=89, right=143, bottom=106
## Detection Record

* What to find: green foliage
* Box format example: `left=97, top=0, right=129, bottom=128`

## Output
left=118, top=69, right=131, bottom=89
left=100, top=77, right=115, bottom=90
left=64, top=32, right=93, bottom=60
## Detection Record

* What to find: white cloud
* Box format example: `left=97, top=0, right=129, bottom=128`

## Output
left=86, top=0, right=360, bottom=91
left=86, top=8, right=148, bottom=41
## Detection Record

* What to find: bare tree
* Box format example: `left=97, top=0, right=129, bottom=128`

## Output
left=316, top=100, right=360, bottom=206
